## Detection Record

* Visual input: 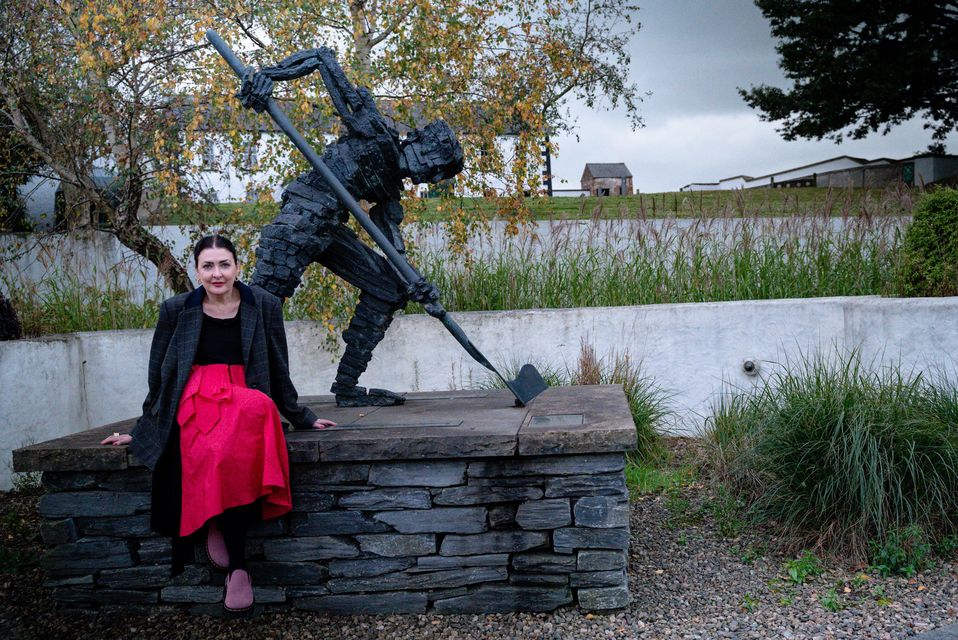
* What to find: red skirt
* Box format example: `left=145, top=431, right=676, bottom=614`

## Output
left=176, top=364, right=292, bottom=537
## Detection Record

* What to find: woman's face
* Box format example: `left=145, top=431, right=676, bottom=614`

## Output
left=196, top=247, right=239, bottom=296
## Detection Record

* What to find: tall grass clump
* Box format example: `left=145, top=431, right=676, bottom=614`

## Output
left=704, top=349, right=958, bottom=559
left=899, top=187, right=958, bottom=297
left=482, top=340, right=670, bottom=461
left=2, top=267, right=163, bottom=336
left=412, top=212, right=905, bottom=312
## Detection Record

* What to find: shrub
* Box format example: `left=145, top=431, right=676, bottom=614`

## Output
left=899, top=188, right=958, bottom=296
left=704, top=348, right=958, bottom=559
left=869, top=525, right=933, bottom=577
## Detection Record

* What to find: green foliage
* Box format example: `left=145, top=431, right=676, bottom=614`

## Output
left=2, top=267, right=162, bottom=336
left=416, top=211, right=903, bottom=313
left=819, top=587, right=845, bottom=612
left=899, top=188, right=958, bottom=296
left=740, top=593, right=759, bottom=613
left=783, top=550, right=823, bottom=585
left=624, top=461, right=696, bottom=498
left=869, top=525, right=934, bottom=577
left=0, top=122, right=42, bottom=232
left=705, top=348, right=958, bottom=559
left=704, top=485, right=747, bottom=539
left=934, top=534, right=958, bottom=558
left=741, top=1, right=958, bottom=146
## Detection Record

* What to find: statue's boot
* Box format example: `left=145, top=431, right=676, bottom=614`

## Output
left=331, top=292, right=405, bottom=407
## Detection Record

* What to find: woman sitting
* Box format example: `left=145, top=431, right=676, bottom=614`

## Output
left=102, top=235, right=335, bottom=614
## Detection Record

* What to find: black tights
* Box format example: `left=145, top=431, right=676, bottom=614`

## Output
left=216, top=502, right=259, bottom=571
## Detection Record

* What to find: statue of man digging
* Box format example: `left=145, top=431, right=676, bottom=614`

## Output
left=238, top=48, right=464, bottom=408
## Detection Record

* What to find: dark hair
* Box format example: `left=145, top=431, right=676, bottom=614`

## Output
left=193, top=235, right=238, bottom=266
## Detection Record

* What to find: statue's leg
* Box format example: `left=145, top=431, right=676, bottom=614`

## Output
left=251, top=192, right=337, bottom=299
left=319, top=225, right=408, bottom=407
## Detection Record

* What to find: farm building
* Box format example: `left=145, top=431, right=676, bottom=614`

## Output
left=679, top=153, right=958, bottom=191
left=581, top=163, right=634, bottom=196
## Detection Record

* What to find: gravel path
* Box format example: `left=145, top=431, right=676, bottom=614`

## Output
left=2, top=464, right=956, bottom=639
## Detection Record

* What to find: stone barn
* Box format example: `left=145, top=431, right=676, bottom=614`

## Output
left=581, top=163, right=633, bottom=196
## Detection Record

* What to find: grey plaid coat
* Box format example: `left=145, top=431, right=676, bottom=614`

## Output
left=129, top=281, right=318, bottom=470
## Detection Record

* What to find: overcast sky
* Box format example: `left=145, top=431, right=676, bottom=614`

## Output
left=549, top=0, right=958, bottom=193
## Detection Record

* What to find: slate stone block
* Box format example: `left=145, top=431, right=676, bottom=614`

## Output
left=263, top=536, right=360, bottom=561
left=488, top=505, right=516, bottom=529
left=432, top=585, right=572, bottom=613
left=544, top=474, right=628, bottom=498
left=54, top=588, right=159, bottom=605
left=99, top=469, right=152, bottom=492
left=252, top=587, right=286, bottom=604
left=468, top=454, right=625, bottom=478
left=161, top=585, right=223, bottom=603
left=291, top=511, right=390, bottom=535
left=40, top=519, right=78, bottom=545
left=291, top=492, right=336, bottom=512
left=41, top=471, right=103, bottom=491
left=337, top=489, right=431, bottom=510
left=509, top=573, right=569, bottom=586
left=328, top=557, right=415, bottom=578
left=440, top=531, right=548, bottom=556
left=577, top=586, right=630, bottom=610
left=43, top=574, right=94, bottom=588
left=99, top=565, right=208, bottom=589
left=410, top=554, right=508, bottom=573
left=434, top=485, right=543, bottom=506
left=294, top=592, right=428, bottom=614
left=515, top=499, right=571, bottom=530
left=285, top=585, right=330, bottom=598
left=356, top=534, right=435, bottom=557
left=39, top=492, right=151, bottom=518
left=137, top=538, right=174, bottom=564
left=511, top=552, right=577, bottom=573
left=248, top=561, right=328, bottom=585
left=368, top=461, right=466, bottom=487
left=294, top=463, right=369, bottom=486
left=247, top=518, right=288, bottom=537
left=570, top=570, right=626, bottom=588
left=372, top=507, right=487, bottom=534
left=553, top=527, right=629, bottom=551
left=77, top=515, right=153, bottom=537
left=41, top=539, right=134, bottom=575
left=327, top=566, right=507, bottom=593
left=577, top=550, right=627, bottom=571
left=573, top=496, right=630, bottom=528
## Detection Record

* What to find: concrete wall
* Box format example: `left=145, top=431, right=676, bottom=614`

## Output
left=4, top=295, right=958, bottom=490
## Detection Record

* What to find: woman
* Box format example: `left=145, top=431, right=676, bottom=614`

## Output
left=101, top=235, right=335, bottom=614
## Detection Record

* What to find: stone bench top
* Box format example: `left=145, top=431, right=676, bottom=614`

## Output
left=14, top=385, right=636, bottom=472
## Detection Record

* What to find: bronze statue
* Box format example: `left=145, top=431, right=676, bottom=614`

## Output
left=238, top=48, right=464, bottom=407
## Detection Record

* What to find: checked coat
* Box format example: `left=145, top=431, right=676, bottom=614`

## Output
left=129, top=281, right=318, bottom=471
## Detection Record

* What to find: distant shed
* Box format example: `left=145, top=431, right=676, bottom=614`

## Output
left=581, top=163, right=633, bottom=196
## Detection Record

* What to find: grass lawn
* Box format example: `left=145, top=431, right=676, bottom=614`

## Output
left=162, top=185, right=916, bottom=225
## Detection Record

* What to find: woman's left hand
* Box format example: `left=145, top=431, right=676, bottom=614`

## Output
left=311, top=418, right=337, bottom=430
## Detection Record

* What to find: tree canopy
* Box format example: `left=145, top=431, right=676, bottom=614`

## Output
left=740, top=0, right=958, bottom=150
left=1, top=0, right=642, bottom=291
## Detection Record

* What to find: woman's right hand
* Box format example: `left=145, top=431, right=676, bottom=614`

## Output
left=100, top=433, right=133, bottom=446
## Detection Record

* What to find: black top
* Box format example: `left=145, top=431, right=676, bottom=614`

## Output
left=194, top=313, right=243, bottom=364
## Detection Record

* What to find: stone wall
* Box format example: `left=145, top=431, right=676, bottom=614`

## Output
left=36, top=453, right=630, bottom=615
left=17, top=386, right=637, bottom=615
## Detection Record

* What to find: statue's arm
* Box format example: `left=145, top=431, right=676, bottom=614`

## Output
left=259, top=49, right=325, bottom=81
left=239, top=49, right=329, bottom=113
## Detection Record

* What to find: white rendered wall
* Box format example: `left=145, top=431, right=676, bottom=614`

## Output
left=3, top=295, right=957, bottom=489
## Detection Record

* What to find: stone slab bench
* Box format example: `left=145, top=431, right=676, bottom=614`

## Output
left=14, top=385, right=637, bottom=615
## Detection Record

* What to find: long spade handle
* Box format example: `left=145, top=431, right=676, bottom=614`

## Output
left=206, top=30, right=516, bottom=390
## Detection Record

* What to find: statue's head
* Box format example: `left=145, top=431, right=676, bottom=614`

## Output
left=399, top=120, right=464, bottom=184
